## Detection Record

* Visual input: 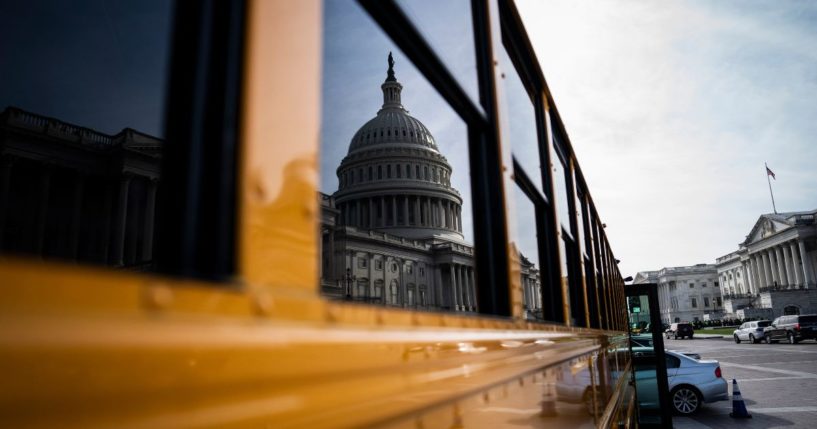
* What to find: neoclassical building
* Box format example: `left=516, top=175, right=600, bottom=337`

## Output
left=0, top=106, right=161, bottom=268
left=319, top=55, right=479, bottom=312
left=633, top=264, right=724, bottom=324
left=716, top=210, right=817, bottom=318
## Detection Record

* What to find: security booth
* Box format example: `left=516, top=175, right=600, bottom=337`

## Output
left=626, top=283, right=673, bottom=428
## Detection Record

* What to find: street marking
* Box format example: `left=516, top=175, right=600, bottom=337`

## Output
left=717, top=406, right=817, bottom=414
left=734, top=376, right=804, bottom=382
left=719, top=361, right=817, bottom=379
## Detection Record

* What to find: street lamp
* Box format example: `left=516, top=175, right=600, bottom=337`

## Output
left=345, top=268, right=356, bottom=300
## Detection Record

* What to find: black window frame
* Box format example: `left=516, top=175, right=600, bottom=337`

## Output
left=155, top=0, right=247, bottom=281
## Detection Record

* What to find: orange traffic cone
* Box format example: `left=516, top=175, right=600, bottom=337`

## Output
left=729, top=378, right=752, bottom=419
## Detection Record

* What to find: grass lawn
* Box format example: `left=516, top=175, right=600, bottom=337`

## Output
left=699, top=327, right=737, bottom=336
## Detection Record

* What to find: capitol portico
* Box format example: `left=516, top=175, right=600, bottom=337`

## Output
left=717, top=210, right=817, bottom=318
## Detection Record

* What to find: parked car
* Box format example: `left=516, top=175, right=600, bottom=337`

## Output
left=763, top=314, right=817, bottom=344
left=556, top=346, right=724, bottom=415
left=733, top=320, right=771, bottom=344
left=665, top=323, right=694, bottom=339
left=629, top=334, right=701, bottom=360
left=632, top=347, right=727, bottom=414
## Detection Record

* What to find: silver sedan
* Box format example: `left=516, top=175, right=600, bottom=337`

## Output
left=633, top=347, right=728, bottom=415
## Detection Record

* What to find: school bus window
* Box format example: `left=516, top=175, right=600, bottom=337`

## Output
left=500, top=50, right=543, bottom=195
left=320, top=0, right=478, bottom=313
left=549, top=129, right=572, bottom=231
left=510, top=183, right=547, bottom=321
left=573, top=171, right=585, bottom=255
left=394, top=0, right=481, bottom=111
left=0, top=0, right=172, bottom=272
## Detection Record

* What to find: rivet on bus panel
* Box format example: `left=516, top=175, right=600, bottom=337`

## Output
left=325, top=304, right=340, bottom=322
left=145, top=284, right=173, bottom=310
left=253, top=291, right=275, bottom=315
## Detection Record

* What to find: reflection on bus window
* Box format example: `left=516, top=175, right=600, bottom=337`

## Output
left=319, top=1, right=476, bottom=312
left=395, top=0, right=481, bottom=109
left=511, top=184, right=545, bottom=321
left=0, top=0, right=172, bottom=270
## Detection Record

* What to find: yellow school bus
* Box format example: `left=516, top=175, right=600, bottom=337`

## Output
left=0, top=0, right=632, bottom=427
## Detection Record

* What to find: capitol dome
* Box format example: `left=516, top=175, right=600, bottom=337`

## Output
left=333, top=53, right=464, bottom=241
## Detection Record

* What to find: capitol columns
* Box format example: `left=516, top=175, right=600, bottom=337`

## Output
left=0, top=155, right=16, bottom=247
left=34, top=164, right=53, bottom=256
left=799, top=240, right=814, bottom=288
left=774, top=246, right=787, bottom=287
left=369, top=197, right=375, bottom=228
left=449, top=264, right=457, bottom=311
left=789, top=241, right=802, bottom=287
left=750, top=253, right=759, bottom=290
left=69, top=171, right=86, bottom=261
left=762, top=249, right=773, bottom=287
left=391, top=196, right=397, bottom=226
left=434, top=265, right=443, bottom=308
left=111, top=173, right=133, bottom=266
left=782, top=243, right=795, bottom=288
left=142, top=177, right=158, bottom=263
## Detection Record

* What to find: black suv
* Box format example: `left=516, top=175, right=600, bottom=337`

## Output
left=665, top=322, right=694, bottom=339
left=764, top=314, right=817, bottom=344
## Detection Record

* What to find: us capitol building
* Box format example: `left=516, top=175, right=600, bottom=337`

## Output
left=319, top=55, right=537, bottom=313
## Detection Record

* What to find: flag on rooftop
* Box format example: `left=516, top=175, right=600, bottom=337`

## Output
left=766, top=164, right=775, bottom=180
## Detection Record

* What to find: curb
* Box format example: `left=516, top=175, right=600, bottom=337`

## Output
left=694, top=335, right=724, bottom=339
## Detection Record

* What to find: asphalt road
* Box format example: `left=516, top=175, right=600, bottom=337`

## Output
left=667, top=335, right=817, bottom=429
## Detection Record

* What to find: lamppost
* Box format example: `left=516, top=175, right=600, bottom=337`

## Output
left=345, top=268, right=356, bottom=300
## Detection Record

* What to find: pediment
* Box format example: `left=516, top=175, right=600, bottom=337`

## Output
left=744, top=216, right=792, bottom=245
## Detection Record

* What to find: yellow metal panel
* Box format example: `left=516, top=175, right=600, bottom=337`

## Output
left=0, top=295, right=606, bottom=428
left=238, top=0, right=322, bottom=293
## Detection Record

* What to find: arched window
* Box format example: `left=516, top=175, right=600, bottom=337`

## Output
left=368, top=166, right=373, bottom=180
left=378, top=165, right=382, bottom=179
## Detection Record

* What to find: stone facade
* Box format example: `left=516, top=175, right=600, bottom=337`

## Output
left=0, top=107, right=161, bottom=268
left=634, top=264, right=724, bottom=324
left=716, top=210, right=817, bottom=318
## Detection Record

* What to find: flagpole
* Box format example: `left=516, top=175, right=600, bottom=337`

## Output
left=766, top=162, right=777, bottom=214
